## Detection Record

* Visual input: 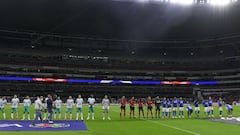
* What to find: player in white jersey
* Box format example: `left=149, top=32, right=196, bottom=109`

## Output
left=54, top=96, right=62, bottom=119
left=64, top=96, right=74, bottom=120
left=22, top=96, right=31, bottom=120
left=11, top=95, right=19, bottom=119
left=102, top=95, right=111, bottom=120
left=76, top=94, right=84, bottom=120
left=0, top=96, right=7, bottom=119
left=87, top=94, right=96, bottom=120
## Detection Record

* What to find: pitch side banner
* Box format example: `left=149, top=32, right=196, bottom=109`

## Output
left=0, top=120, right=87, bottom=131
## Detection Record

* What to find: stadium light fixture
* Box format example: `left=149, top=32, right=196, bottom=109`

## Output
left=170, top=0, right=194, bottom=5
left=209, top=0, right=231, bottom=6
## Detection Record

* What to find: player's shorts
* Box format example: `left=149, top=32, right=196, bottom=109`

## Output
left=138, top=107, right=143, bottom=111
left=11, top=108, right=18, bottom=113
left=23, top=106, right=30, bottom=113
left=168, top=108, right=172, bottom=112
left=208, top=106, right=213, bottom=111
left=88, top=106, right=94, bottom=113
left=227, top=109, right=233, bottom=113
left=0, top=108, right=4, bottom=113
left=188, top=109, right=193, bottom=114
left=204, top=107, right=209, bottom=112
left=120, top=106, right=126, bottom=111
left=130, top=106, right=135, bottom=111
left=102, top=106, right=109, bottom=111
left=172, top=107, right=177, bottom=111
left=179, top=107, right=184, bottom=111
left=147, top=106, right=153, bottom=111
left=54, top=108, right=61, bottom=113
left=218, top=107, right=223, bottom=111
left=76, top=107, right=82, bottom=113
left=166, top=108, right=170, bottom=113
left=66, top=108, right=73, bottom=113
left=155, top=106, right=160, bottom=111
left=162, top=107, right=167, bottom=112
left=194, top=107, right=200, bottom=111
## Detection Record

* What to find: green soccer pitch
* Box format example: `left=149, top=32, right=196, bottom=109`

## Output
left=0, top=105, right=239, bottom=135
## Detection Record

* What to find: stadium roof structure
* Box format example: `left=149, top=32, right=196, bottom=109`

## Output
left=0, top=0, right=240, bottom=41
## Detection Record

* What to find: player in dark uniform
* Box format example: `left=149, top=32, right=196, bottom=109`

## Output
left=155, top=96, right=161, bottom=119
left=120, top=96, right=126, bottom=119
left=129, top=97, right=135, bottom=119
left=47, top=94, right=53, bottom=123
left=146, top=96, right=154, bottom=119
left=138, top=99, right=145, bottom=119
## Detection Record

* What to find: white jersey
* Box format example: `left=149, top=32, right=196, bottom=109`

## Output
left=0, top=99, right=7, bottom=108
left=23, top=99, right=31, bottom=107
left=11, top=98, right=19, bottom=108
left=55, top=99, right=62, bottom=109
left=102, top=98, right=110, bottom=107
left=66, top=99, right=74, bottom=108
left=35, top=99, right=43, bottom=110
left=76, top=98, right=83, bottom=108
left=87, top=98, right=96, bottom=107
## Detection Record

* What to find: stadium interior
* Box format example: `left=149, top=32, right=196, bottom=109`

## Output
left=0, top=0, right=240, bottom=103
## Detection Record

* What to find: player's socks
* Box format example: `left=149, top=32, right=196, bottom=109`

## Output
left=76, top=113, right=79, bottom=120
left=64, top=113, right=67, bottom=120
left=11, top=113, right=13, bottom=119
left=22, top=114, right=25, bottom=120
left=58, top=114, right=61, bottom=119
left=3, top=113, right=6, bottom=119
left=43, top=113, right=47, bottom=120
left=70, top=114, right=72, bottom=120
left=28, top=114, right=30, bottom=120
left=92, top=113, right=95, bottom=120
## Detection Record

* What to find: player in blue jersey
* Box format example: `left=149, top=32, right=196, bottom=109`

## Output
left=193, top=99, right=200, bottom=117
left=225, top=103, right=233, bottom=118
left=208, top=97, right=214, bottom=117
left=172, top=97, right=178, bottom=118
left=203, top=100, right=209, bottom=118
left=217, top=97, right=224, bottom=117
left=178, top=97, right=184, bottom=118
left=161, top=97, right=167, bottom=118
left=186, top=104, right=193, bottom=118
left=167, top=99, right=172, bottom=118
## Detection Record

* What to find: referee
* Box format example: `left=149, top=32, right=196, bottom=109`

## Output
left=47, top=94, right=53, bottom=123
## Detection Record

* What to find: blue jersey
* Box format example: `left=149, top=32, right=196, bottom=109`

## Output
left=162, top=100, right=167, bottom=108
left=204, top=101, right=209, bottom=107
left=194, top=100, right=199, bottom=107
left=208, top=100, right=213, bottom=107
left=167, top=101, right=172, bottom=108
left=186, top=106, right=192, bottom=111
left=179, top=100, right=184, bottom=107
left=218, top=100, right=223, bottom=107
left=225, top=104, right=232, bottom=111
left=173, top=100, right=178, bottom=107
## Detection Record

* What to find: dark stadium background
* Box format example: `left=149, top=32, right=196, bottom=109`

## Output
left=0, top=0, right=240, bottom=103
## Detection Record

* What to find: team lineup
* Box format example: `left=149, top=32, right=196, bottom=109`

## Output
left=0, top=95, right=234, bottom=123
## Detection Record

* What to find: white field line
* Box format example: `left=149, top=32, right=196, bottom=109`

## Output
left=111, top=109, right=201, bottom=135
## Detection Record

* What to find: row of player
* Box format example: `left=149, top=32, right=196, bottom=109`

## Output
left=0, top=95, right=234, bottom=121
